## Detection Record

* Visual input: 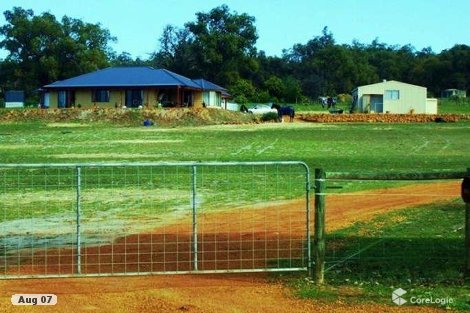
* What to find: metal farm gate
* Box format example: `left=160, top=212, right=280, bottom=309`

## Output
left=0, top=162, right=311, bottom=278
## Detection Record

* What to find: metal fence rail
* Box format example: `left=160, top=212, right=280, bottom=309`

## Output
left=0, top=161, right=311, bottom=279
left=312, top=169, right=468, bottom=284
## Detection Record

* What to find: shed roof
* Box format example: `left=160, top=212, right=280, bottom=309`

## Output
left=44, top=67, right=201, bottom=89
left=355, top=80, right=426, bottom=91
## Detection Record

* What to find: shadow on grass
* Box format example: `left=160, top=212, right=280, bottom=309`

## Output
left=325, top=236, right=464, bottom=285
left=293, top=200, right=470, bottom=310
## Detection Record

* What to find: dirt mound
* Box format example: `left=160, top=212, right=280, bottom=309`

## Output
left=299, top=112, right=470, bottom=123
left=0, top=107, right=257, bottom=126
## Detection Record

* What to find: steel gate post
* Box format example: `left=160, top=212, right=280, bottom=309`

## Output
left=305, top=165, right=312, bottom=277
left=76, top=166, right=82, bottom=275
left=192, top=165, right=198, bottom=271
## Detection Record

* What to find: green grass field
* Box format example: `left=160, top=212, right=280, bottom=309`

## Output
left=1, top=121, right=469, bottom=171
left=294, top=198, right=469, bottom=310
left=438, top=98, right=470, bottom=114
left=1, top=119, right=470, bottom=309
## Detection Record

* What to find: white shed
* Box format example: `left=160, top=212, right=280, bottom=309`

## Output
left=351, top=81, right=437, bottom=114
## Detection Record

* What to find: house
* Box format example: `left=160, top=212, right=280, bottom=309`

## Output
left=4, top=90, right=25, bottom=108
left=441, top=89, right=466, bottom=99
left=351, top=80, right=437, bottom=114
left=40, top=67, right=227, bottom=109
left=192, top=79, right=231, bottom=109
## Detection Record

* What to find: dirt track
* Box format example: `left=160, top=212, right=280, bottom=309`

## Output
left=0, top=181, right=460, bottom=312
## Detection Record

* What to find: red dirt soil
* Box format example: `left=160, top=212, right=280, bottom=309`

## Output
left=0, top=181, right=461, bottom=312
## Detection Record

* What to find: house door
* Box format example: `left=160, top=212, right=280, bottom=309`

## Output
left=183, top=91, right=193, bottom=107
left=370, top=95, right=383, bottom=113
left=125, top=89, right=143, bottom=108
left=42, top=92, right=50, bottom=108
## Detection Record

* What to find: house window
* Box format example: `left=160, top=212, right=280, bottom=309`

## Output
left=58, top=91, right=67, bottom=108
left=384, top=90, right=400, bottom=100
left=92, top=89, right=110, bottom=102
left=125, top=89, right=143, bottom=107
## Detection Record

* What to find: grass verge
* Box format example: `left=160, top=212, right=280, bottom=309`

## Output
left=293, top=198, right=470, bottom=310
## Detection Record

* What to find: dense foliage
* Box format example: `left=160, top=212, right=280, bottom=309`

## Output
left=1, top=5, right=469, bottom=103
left=0, top=7, right=115, bottom=96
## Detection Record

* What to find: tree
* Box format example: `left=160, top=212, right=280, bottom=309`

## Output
left=0, top=7, right=115, bottom=96
left=229, top=78, right=255, bottom=104
left=184, top=5, right=258, bottom=86
left=110, top=52, right=149, bottom=66
left=264, top=76, right=284, bottom=100
left=282, top=77, right=303, bottom=103
left=150, top=25, right=199, bottom=77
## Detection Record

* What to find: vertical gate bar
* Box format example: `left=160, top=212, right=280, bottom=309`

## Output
left=305, top=165, right=312, bottom=276
left=313, top=168, right=326, bottom=284
left=76, top=166, right=82, bottom=275
left=192, top=165, right=198, bottom=271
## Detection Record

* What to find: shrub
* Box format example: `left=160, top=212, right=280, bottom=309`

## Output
left=337, top=93, right=352, bottom=103
left=234, top=95, right=249, bottom=104
left=252, top=90, right=271, bottom=103
left=260, top=112, right=279, bottom=122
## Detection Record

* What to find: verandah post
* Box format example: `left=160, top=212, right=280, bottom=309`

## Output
left=314, top=168, right=326, bottom=284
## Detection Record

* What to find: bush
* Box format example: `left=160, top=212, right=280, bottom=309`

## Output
left=337, top=93, right=352, bottom=103
left=234, top=95, right=249, bottom=104
left=252, top=90, right=271, bottom=103
left=260, top=112, right=279, bottom=122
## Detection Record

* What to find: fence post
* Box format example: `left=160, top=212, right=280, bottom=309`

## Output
left=76, top=166, right=82, bottom=275
left=313, top=168, right=326, bottom=284
left=191, top=165, right=198, bottom=271
left=463, top=168, right=470, bottom=276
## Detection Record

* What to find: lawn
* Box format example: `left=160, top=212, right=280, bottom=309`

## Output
left=1, top=119, right=469, bottom=309
left=1, top=120, right=469, bottom=222
left=1, top=121, right=470, bottom=171
left=438, top=98, right=470, bottom=114
left=294, top=198, right=469, bottom=310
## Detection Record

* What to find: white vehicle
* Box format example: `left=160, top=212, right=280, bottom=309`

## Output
left=247, top=104, right=277, bottom=114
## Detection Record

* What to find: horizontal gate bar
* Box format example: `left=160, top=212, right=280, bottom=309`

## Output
left=0, top=161, right=310, bottom=169
left=1, top=268, right=308, bottom=280
left=327, top=170, right=466, bottom=180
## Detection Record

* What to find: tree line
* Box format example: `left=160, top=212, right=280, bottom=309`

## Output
left=1, top=5, right=469, bottom=104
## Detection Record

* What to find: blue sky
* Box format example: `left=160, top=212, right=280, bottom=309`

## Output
left=1, top=0, right=470, bottom=60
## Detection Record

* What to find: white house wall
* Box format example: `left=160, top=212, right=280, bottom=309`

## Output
left=358, top=81, right=428, bottom=114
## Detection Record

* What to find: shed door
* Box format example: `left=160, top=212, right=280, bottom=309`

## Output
left=370, top=95, right=383, bottom=113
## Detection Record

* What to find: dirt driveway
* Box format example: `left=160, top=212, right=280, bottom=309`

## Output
left=0, top=181, right=460, bottom=312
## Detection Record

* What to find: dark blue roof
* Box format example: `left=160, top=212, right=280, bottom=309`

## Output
left=5, top=90, right=25, bottom=102
left=44, top=67, right=201, bottom=89
left=192, top=79, right=227, bottom=92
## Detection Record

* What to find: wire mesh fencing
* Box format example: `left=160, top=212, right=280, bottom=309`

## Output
left=0, top=162, right=311, bottom=278
left=318, top=172, right=465, bottom=284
